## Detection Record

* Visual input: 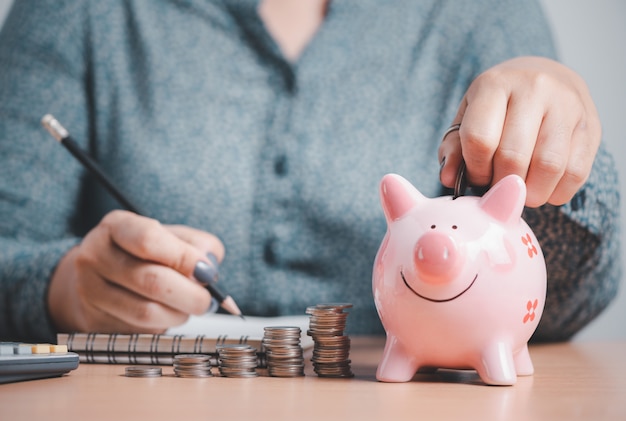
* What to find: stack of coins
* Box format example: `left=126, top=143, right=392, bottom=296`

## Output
left=216, top=344, right=258, bottom=378
left=262, top=326, right=305, bottom=377
left=124, top=366, right=162, bottom=378
left=173, top=354, right=213, bottom=378
left=306, top=303, right=354, bottom=378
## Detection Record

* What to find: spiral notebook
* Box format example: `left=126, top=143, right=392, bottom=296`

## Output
left=57, top=313, right=312, bottom=366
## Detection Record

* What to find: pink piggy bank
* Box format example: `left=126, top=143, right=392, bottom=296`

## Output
left=373, top=173, right=546, bottom=385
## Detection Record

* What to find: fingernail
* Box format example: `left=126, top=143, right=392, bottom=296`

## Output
left=206, top=252, right=219, bottom=267
left=194, top=260, right=219, bottom=285
left=194, top=260, right=227, bottom=303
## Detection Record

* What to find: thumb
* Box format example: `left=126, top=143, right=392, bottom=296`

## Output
left=439, top=96, right=467, bottom=188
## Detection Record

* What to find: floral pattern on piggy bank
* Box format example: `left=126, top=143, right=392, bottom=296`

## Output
left=373, top=173, right=546, bottom=385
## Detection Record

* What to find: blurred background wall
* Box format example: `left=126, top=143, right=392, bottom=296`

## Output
left=0, top=0, right=624, bottom=340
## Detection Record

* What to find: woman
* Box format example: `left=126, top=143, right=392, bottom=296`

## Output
left=0, top=0, right=620, bottom=342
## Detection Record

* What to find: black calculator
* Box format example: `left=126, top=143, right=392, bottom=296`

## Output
left=0, top=342, right=79, bottom=384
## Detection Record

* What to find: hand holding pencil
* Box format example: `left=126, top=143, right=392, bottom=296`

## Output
left=42, top=115, right=243, bottom=335
left=47, top=211, right=227, bottom=334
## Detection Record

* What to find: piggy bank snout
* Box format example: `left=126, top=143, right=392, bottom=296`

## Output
left=414, top=231, right=462, bottom=284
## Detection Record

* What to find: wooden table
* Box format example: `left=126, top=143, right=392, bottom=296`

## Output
left=1, top=337, right=625, bottom=420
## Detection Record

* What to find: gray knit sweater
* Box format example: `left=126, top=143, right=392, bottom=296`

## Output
left=0, top=0, right=620, bottom=342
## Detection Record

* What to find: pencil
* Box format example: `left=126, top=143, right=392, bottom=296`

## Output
left=41, top=114, right=243, bottom=319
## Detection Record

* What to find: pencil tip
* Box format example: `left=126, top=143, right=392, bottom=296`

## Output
left=221, top=296, right=244, bottom=319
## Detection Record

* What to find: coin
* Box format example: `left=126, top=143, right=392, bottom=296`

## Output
left=306, top=303, right=354, bottom=378
left=173, top=354, right=213, bottom=378
left=124, top=366, right=162, bottom=378
left=263, top=326, right=305, bottom=378
left=174, top=354, right=211, bottom=364
left=217, top=344, right=259, bottom=378
left=454, top=160, right=468, bottom=199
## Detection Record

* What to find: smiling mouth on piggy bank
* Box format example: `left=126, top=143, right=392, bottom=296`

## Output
left=400, top=271, right=478, bottom=303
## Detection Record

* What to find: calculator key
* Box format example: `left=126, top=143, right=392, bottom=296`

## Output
left=50, top=344, right=68, bottom=353
left=32, top=344, right=52, bottom=354
left=15, top=344, right=32, bottom=355
left=0, top=341, right=79, bottom=384
left=0, top=344, right=13, bottom=355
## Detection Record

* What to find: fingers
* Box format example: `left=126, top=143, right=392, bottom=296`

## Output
left=439, top=116, right=463, bottom=188
left=455, top=76, right=508, bottom=187
left=99, top=211, right=207, bottom=278
left=76, top=265, right=191, bottom=332
left=522, top=109, right=572, bottom=207
left=85, top=238, right=212, bottom=316
left=438, top=123, right=462, bottom=188
left=68, top=211, right=228, bottom=331
left=547, top=117, right=600, bottom=205
left=167, top=224, right=225, bottom=263
left=49, top=244, right=191, bottom=334
left=439, top=57, right=600, bottom=207
left=492, top=93, right=544, bottom=185
left=439, top=80, right=509, bottom=188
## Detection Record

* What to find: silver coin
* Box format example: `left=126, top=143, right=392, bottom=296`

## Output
left=174, top=368, right=213, bottom=377
left=266, top=347, right=304, bottom=358
left=306, top=303, right=354, bottom=378
left=217, top=344, right=255, bottom=350
left=316, top=371, right=354, bottom=378
left=314, top=303, right=353, bottom=310
left=309, top=317, right=348, bottom=325
left=263, top=324, right=305, bottom=377
left=217, top=344, right=260, bottom=377
left=219, top=354, right=258, bottom=360
left=219, top=372, right=259, bottom=378
left=125, top=366, right=162, bottom=378
left=268, top=368, right=305, bottom=377
left=174, top=354, right=211, bottom=363
left=219, top=367, right=259, bottom=378
left=454, top=161, right=468, bottom=199
left=264, top=326, right=302, bottom=333
left=173, top=354, right=214, bottom=378
left=175, top=371, right=213, bottom=378
left=262, top=338, right=301, bottom=347
left=312, top=351, right=351, bottom=360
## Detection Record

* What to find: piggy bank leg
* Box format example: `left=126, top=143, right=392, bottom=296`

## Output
left=476, top=342, right=517, bottom=386
left=376, top=334, right=420, bottom=382
left=513, top=344, right=534, bottom=376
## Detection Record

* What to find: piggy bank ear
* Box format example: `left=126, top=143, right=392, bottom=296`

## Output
left=478, top=174, right=526, bottom=225
left=380, top=174, right=426, bottom=223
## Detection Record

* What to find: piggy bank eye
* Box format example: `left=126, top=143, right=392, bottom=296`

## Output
left=452, top=225, right=458, bottom=230
left=430, top=225, right=436, bottom=229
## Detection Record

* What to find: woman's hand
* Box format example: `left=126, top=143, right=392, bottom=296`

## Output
left=439, top=56, right=601, bottom=207
left=47, top=210, right=225, bottom=333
